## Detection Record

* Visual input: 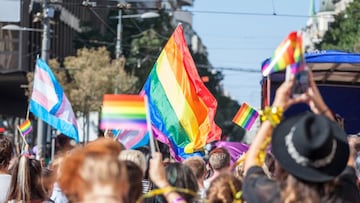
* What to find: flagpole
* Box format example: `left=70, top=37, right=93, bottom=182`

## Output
left=36, top=0, right=50, bottom=160
left=25, top=104, right=30, bottom=120
left=113, top=129, right=121, bottom=141
left=144, top=95, right=156, bottom=154
left=16, top=126, right=28, bottom=146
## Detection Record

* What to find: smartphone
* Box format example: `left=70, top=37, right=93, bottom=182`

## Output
left=292, top=70, right=309, bottom=97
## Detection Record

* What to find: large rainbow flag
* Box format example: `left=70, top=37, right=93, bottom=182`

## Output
left=142, top=24, right=221, bottom=160
left=262, top=32, right=304, bottom=76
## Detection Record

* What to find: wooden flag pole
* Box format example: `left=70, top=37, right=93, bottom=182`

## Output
left=25, top=104, right=30, bottom=120
left=144, top=95, right=156, bottom=154
left=16, top=126, right=28, bottom=146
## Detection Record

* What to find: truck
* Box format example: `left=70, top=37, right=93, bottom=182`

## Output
left=261, top=50, right=360, bottom=135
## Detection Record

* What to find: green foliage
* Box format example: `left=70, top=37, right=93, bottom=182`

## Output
left=71, top=8, right=245, bottom=141
left=126, top=28, right=167, bottom=88
left=191, top=51, right=245, bottom=141
left=125, top=11, right=174, bottom=89
left=65, top=47, right=138, bottom=113
left=317, top=0, right=360, bottom=51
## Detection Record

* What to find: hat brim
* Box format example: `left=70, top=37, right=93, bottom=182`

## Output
left=271, top=112, right=349, bottom=183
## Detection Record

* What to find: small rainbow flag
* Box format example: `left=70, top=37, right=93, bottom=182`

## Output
left=262, top=32, right=304, bottom=76
left=232, top=103, right=259, bottom=131
left=100, top=94, right=147, bottom=130
left=18, top=119, right=32, bottom=136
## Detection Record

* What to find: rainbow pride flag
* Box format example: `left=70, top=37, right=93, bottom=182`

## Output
left=290, top=34, right=306, bottom=74
left=18, top=119, right=32, bottom=136
left=232, top=103, right=259, bottom=131
left=142, top=24, right=221, bottom=160
left=100, top=94, right=147, bottom=130
left=262, top=32, right=304, bottom=76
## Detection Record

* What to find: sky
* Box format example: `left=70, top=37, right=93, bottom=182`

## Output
left=189, top=0, right=319, bottom=108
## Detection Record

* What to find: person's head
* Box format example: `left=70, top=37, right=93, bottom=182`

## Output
left=123, top=160, right=143, bottom=203
left=118, top=149, right=147, bottom=175
left=206, top=173, right=242, bottom=203
left=7, top=155, right=47, bottom=202
left=0, top=135, right=13, bottom=171
left=85, top=137, right=123, bottom=157
left=183, top=156, right=206, bottom=182
left=157, top=162, right=199, bottom=203
left=58, top=146, right=128, bottom=202
left=55, top=133, right=75, bottom=153
left=271, top=112, right=350, bottom=201
left=209, top=147, right=231, bottom=171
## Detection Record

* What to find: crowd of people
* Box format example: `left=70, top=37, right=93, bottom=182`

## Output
left=0, top=72, right=360, bottom=203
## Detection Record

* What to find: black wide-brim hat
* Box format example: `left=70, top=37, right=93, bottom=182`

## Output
left=272, top=112, right=349, bottom=183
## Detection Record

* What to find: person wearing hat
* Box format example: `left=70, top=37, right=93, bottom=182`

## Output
left=243, top=72, right=360, bottom=203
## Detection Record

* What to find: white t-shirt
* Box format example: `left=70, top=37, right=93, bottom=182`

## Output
left=0, top=174, right=12, bottom=203
left=50, top=182, right=69, bottom=203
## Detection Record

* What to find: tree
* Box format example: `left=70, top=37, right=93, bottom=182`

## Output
left=126, top=28, right=166, bottom=88
left=191, top=51, right=246, bottom=141
left=61, top=47, right=138, bottom=113
left=317, top=0, right=360, bottom=51
left=72, top=8, right=246, bottom=141
left=28, top=47, right=138, bottom=141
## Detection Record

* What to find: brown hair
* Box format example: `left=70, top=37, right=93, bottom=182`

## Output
left=206, top=173, right=242, bottom=203
left=280, top=174, right=338, bottom=203
left=123, top=160, right=143, bottom=203
left=0, top=135, right=13, bottom=170
left=209, top=147, right=230, bottom=170
left=183, top=156, right=206, bottom=180
left=6, top=155, right=47, bottom=202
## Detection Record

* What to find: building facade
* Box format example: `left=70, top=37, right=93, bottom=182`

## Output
left=0, top=0, right=112, bottom=117
left=303, top=0, right=353, bottom=51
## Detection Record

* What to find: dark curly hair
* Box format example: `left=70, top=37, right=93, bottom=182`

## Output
left=0, top=135, right=13, bottom=169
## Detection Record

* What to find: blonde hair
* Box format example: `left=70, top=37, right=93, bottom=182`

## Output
left=206, top=173, right=242, bottom=203
left=118, top=149, right=146, bottom=174
left=80, top=154, right=128, bottom=192
left=58, top=142, right=128, bottom=202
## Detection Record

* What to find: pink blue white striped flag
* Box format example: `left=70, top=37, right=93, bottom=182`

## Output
left=116, top=129, right=149, bottom=149
left=30, top=59, right=79, bottom=142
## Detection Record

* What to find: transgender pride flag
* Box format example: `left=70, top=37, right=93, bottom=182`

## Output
left=30, top=59, right=79, bottom=142
left=116, top=129, right=149, bottom=149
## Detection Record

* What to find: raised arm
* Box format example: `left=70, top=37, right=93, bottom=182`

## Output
left=149, top=152, right=186, bottom=203
left=244, top=77, right=306, bottom=172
